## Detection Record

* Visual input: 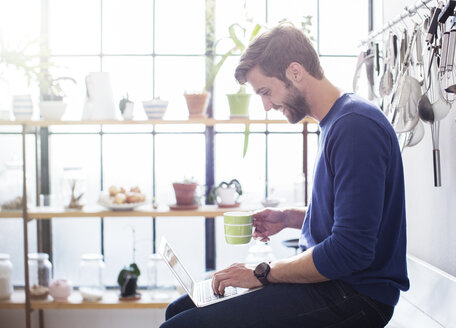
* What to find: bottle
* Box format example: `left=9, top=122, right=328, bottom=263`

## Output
left=28, top=253, right=52, bottom=299
left=0, top=254, right=13, bottom=299
left=79, top=254, right=105, bottom=301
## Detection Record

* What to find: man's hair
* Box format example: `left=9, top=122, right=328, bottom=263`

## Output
left=235, top=23, right=324, bottom=85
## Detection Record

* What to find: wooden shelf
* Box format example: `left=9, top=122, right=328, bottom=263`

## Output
left=0, top=117, right=316, bottom=127
left=26, top=204, right=260, bottom=220
left=0, top=290, right=26, bottom=310
left=0, top=289, right=179, bottom=310
left=0, top=210, right=22, bottom=219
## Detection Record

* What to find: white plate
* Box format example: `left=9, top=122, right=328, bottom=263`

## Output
left=98, top=200, right=147, bottom=211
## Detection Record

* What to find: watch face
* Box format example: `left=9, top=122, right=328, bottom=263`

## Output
left=255, top=262, right=269, bottom=275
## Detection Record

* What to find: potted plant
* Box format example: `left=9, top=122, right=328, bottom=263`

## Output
left=117, top=227, right=141, bottom=300
left=209, top=179, right=242, bottom=207
left=227, top=85, right=251, bottom=119
left=39, top=73, right=76, bottom=120
left=0, top=37, right=49, bottom=120
left=172, top=177, right=199, bottom=208
left=119, top=93, right=134, bottom=120
left=228, top=18, right=313, bottom=157
left=183, top=13, right=263, bottom=119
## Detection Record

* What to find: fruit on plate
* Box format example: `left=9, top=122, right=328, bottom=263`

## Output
left=108, top=185, right=145, bottom=204
left=114, top=193, right=127, bottom=204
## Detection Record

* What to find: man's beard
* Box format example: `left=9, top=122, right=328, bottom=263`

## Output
left=282, top=84, right=311, bottom=124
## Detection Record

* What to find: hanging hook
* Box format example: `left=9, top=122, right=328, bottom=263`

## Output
left=407, top=5, right=424, bottom=25
left=421, top=0, right=431, bottom=11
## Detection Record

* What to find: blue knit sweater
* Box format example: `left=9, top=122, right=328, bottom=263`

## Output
left=300, top=93, right=409, bottom=306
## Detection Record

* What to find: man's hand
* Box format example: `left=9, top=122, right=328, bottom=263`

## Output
left=211, top=263, right=262, bottom=296
left=252, top=208, right=287, bottom=242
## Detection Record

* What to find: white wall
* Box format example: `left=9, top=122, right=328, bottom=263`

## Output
left=383, top=0, right=456, bottom=275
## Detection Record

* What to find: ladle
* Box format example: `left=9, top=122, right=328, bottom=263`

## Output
left=418, top=49, right=441, bottom=187
left=418, top=94, right=441, bottom=187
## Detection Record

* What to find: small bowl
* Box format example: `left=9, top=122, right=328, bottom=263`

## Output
left=40, top=101, right=67, bottom=120
left=143, top=99, right=168, bottom=120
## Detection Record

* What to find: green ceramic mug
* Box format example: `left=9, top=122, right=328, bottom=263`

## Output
left=224, top=211, right=253, bottom=245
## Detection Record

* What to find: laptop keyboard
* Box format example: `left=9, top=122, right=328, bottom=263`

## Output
left=199, top=279, right=238, bottom=303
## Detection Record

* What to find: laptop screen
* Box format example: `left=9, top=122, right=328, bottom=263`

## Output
left=160, top=238, right=194, bottom=294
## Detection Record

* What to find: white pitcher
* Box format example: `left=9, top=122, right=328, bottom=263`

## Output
left=82, top=72, right=118, bottom=120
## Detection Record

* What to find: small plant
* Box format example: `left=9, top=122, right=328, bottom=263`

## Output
left=0, top=36, right=48, bottom=86
left=117, top=263, right=141, bottom=287
left=117, top=227, right=141, bottom=298
left=119, top=93, right=133, bottom=115
left=209, top=179, right=242, bottom=204
left=39, top=74, right=77, bottom=101
left=205, top=23, right=264, bottom=92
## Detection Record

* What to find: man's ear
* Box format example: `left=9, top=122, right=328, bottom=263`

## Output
left=286, top=62, right=303, bottom=82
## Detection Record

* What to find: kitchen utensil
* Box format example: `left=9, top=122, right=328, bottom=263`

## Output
left=390, top=26, right=421, bottom=133
left=392, top=75, right=421, bottom=133
left=406, top=120, right=425, bottom=147
left=445, top=17, right=456, bottom=72
left=429, top=51, right=451, bottom=120
left=437, top=0, right=456, bottom=24
left=439, top=31, right=450, bottom=74
left=426, top=7, right=441, bottom=44
left=379, top=36, right=394, bottom=97
left=418, top=93, right=434, bottom=122
left=418, top=87, right=441, bottom=187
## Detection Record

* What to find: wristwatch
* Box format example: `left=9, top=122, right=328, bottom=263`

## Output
left=254, top=262, right=271, bottom=286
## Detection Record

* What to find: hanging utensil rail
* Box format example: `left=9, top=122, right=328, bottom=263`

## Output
left=361, top=0, right=434, bottom=45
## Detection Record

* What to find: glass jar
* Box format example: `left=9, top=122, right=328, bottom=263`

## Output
left=61, top=167, right=87, bottom=209
left=79, top=253, right=105, bottom=301
left=0, top=254, right=13, bottom=299
left=0, top=161, right=24, bottom=211
left=147, top=253, right=173, bottom=299
left=28, top=253, right=52, bottom=299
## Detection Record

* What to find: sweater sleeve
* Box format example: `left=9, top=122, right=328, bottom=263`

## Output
left=312, top=113, right=391, bottom=279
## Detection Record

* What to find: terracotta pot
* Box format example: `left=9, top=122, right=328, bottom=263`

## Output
left=172, top=182, right=197, bottom=205
left=184, top=92, right=210, bottom=118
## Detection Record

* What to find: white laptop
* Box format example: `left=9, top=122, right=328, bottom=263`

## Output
left=158, top=237, right=262, bottom=307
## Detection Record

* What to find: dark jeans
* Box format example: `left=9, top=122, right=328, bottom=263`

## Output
left=160, top=280, right=394, bottom=328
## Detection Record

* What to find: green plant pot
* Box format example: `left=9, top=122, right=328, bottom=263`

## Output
left=227, top=93, right=251, bottom=118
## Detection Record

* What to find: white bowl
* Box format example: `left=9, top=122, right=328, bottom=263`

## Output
left=40, top=101, right=67, bottom=120
left=143, top=99, right=168, bottom=119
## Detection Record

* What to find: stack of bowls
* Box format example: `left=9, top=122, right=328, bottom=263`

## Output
left=143, top=99, right=168, bottom=120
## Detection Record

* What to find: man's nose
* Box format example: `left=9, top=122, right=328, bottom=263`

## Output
left=261, top=97, right=273, bottom=111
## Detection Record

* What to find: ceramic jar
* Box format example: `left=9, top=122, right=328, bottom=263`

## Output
left=0, top=254, right=13, bottom=299
left=49, top=279, right=72, bottom=302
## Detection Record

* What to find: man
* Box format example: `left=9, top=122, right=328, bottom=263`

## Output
left=161, top=23, right=409, bottom=328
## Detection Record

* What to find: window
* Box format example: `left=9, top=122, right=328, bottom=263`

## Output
left=0, top=0, right=371, bottom=287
